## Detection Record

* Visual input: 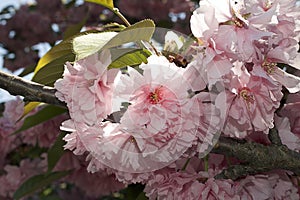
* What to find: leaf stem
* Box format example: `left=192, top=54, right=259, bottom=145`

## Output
left=112, top=8, right=131, bottom=27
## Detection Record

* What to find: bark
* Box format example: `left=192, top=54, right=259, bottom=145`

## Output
left=0, top=70, right=66, bottom=107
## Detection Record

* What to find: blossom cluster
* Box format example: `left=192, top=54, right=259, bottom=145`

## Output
left=53, top=0, right=300, bottom=198
left=0, top=98, right=126, bottom=199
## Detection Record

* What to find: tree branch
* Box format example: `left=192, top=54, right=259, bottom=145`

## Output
left=0, top=70, right=65, bottom=107
left=213, top=136, right=300, bottom=180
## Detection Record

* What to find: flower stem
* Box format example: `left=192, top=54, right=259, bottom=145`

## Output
left=181, top=157, right=191, bottom=171
left=204, top=155, right=209, bottom=171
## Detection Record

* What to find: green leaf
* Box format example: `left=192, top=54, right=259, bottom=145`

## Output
left=33, top=39, right=73, bottom=74
left=85, top=0, right=114, bottom=9
left=72, top=19, right=155, bottom=61
left=18, top=64, right=36, bottom=77
left=32, top=30, right=100, bottom=86
left=136, top=192, right=148, bottom=200
left=13, top=171, right=70, bottom=200
left=72, top=31, right=118, bottom=60
left=108, top=48, right=151, bottom=69
left=14, top=105, right=67, bottom=134
left=32, top=53, right=74, bottom=86
left=101, top=22, right=126, bottom=32
left=47, top=132, right=66, bottom=172
left=63, top=16, right=87, bottom=40
left=102, top=19, right=155, bottom=50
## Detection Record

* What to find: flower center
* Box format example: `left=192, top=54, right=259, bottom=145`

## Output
left=239, top=87, right=254, bottom=104
left=262, top=60, right=276, bottom=74
left=233, top=16, right=244, bottom=28
left=263, top=0, right=272, bottom=11
left=148, top=86, right=164, bottom=104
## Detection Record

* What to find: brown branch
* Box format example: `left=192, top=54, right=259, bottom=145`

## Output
left=213, top=136, right=300, bottom=180
left=0, top=70, right=65, bottom=107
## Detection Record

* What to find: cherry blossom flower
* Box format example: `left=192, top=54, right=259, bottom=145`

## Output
left=144, top=166, right=239, bottom=200
left=98, top=55, right=198, bottom=172
left=61, top=55, right=221, bottom=174
left=144, top=168, right=203, bottom=200
left=235, top=171, right=299, bottom=199
left=0, top=157, right=47, bottom=198
left=216, top=65, right=283, bottom=138
left=275, top=115, right=300, bottom=152
left=55, top=50, right=119, bottom=125
left=0, top=98, right=24, bottom=167
left=190, top=0, right=274, bottom=62
left=251, top=38, right=300, bottom=93
left=189, top=93, right=223, bottom=155
left=184, top=52, right=232, bottom=89
left=279, top=96, right=300, bottom=135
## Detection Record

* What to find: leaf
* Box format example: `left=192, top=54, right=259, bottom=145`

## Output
left=32, top=53, right=74, bottom=86
left=32, top=30, right=100, bottom=86
left=108, top=48, right=151, bottom=69
left=101, top=22, right=126, bottom=32
left=13, top=171, right=70, bottom=200
left=14, top=105, right=67, bottom=134
left=136, top=192, right=148, bottom=200
left=73, top=31, right=118, bottom=60
left=63, top=16, right=87, bottom=40
left=21, top=102, right=41, bottom=120
left=102, top=19, right=155, bottom=50
left=72, top=19, right=155, bottom=61
left=33, top=39, right=73, bottom=74
left=85, top=0, right=114, bottom=9
left=47, top=132, right=66, bottom=172
left=18, top=64, right=36, bottom=77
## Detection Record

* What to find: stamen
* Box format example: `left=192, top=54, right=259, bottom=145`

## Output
left=148, top=86, right=164, bottom=104
left=239, top=87, right=254, bottom=104
left=262, top=60, right=277, bottom=74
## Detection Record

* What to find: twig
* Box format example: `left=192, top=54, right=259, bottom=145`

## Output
left=0, top=70, right=65, bottom=107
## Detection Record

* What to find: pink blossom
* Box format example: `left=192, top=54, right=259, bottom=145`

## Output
left=144, top=168, right=203, bottom=200
left=144, top=167, right=239, bottom=200
left=235, top=171, right=299, bottom=199
left=0, top=157, right=47, bottom=198
left=85, top=154, right=152, bottom=184
left=190, top=0, right=274, bottom=62
left=54, top=50, right=119, bottom=125
left=0, top=98, right=24, bottom=167
left=279, top=100, right=300, bottom=135
left=275, top=115, right=300, bottom=152
left=189, top=93, right=223, bottom=155
left=62, top=119, right=106, bottom=159
left=61, top=55, right=221, bottom=174
left=184, top=52, right=232, bottom=89
left=251, top=39, right=300, bottom=93
left=89, top=55, right=199, bottom=172
left=198, top=178, right=240, bottom=200
left=2, top=96, right=24, bottom=124
left=216, top=66, right=283, bottom=138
